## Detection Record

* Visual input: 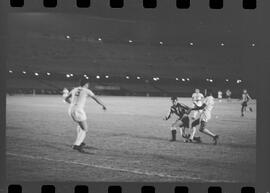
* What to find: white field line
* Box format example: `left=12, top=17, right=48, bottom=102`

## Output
left=7, top=152, right=235, bottom=183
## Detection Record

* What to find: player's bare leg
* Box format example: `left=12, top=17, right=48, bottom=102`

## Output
left=199, top=121, right=219, bottom=145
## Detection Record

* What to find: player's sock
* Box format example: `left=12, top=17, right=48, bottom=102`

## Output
left=170, top=128, right=176, bottom=141
left=77, top=130, right=86, bottom=146
left=74, top=126, right=82, bottom=146
left=190, top=127, right=196, bottom=140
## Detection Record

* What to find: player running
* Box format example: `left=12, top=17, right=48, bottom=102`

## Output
left=189, top=90, right=219, bottom=145
left=64, top=78, right=107, bottom=152
left=241, top=89, right=253, bottom=117
left=226, top=89, right=232, bottom=102
left=164, top=96, right=201, bottom=143
left=191, top=89, right=204, bottom=120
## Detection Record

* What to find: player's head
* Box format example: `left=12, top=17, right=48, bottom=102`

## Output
left=243, top=89, right=247, bottom=93
left=170, top=96, right=178, bottom=104
left=79, top=78, right=89, bottom=88
left=195, top=88, right=200, bottom=93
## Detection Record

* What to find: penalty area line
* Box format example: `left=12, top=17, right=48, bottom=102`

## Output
left=7, top=152, right=234, bottom=182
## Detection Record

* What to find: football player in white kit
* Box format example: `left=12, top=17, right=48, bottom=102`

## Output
left=64, top=78, right=107, bottom=152
left=191, top=89, right=204, bottom=120
left=189, top=90, right=219, bottom=145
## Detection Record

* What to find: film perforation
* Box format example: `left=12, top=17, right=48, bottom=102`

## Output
left=75, top=185, right=88, bottom=193
left=243, top=0, right=256, bottom=9
left=143, top=0, right=157, bottom=8
left=176, top=0, right=190, bottom=9
left=141, top=186, right=155, bottom=193
left=41, top=185, right=55, bottom=193
left=10, top=0, right=24, bottom=7
left=241, top=187, right=255, bottom=193
left=175, top=186, right=189, bottom=193
left=9, top=0, right=258, bottom=9
left=8, top=185, right=22, bottom=193
left=108, top=186, right=122, bottom=193
left=208, top=186, right=222, bottom=193
left=110, top=0, right=124, bottom=8
left=43, top=0, right=57, bottom=8
left=209, top=0, right=223, bottom=9
left=76, top=0, right=91, bottom=8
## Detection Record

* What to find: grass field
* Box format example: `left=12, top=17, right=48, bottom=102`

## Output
left=6, top=95, right=256, bottom=182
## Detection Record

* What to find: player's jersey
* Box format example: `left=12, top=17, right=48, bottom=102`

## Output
left=62, top=88, right=69, bottom=98
left=192, top=93, right=204, bottom=106
left=226, top=90, right=231, bottom=97
left=69, top=87, right=95, bottom=109
left=203, top=96, right=215, bottom=114
left=242, top=93, right=251, bottom=102
left=218, top=91, right=222, bottom=99
left=170, top=103, right=190, bottom=119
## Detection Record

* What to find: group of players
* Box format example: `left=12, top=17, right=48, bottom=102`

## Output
left=63, top=78, right=253, bottom=152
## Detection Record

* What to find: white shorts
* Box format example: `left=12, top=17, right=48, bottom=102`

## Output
left=200, top=111, right=211, bottom=122
left=68, top=107, right=87, bottom=122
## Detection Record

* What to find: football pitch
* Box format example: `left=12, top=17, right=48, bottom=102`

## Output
left=6, top=95, right=256, bottom=182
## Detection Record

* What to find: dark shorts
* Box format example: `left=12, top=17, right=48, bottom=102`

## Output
left=242, top=101, right=248, bottom=107
left=180, top=116, right=190, bottom=128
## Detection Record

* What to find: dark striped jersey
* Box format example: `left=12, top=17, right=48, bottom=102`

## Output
left=169, top=103, right=190, bottom=119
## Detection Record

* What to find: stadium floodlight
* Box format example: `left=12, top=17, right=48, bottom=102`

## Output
left=175, top=77, right=179, bottom=81
left=189, top=42, right=194, bottom=46
left=159, top=41, right=163, bottom=45
left=105, top=75, right=109, bottom=79
left=98, top=38, right=102, bottom=41
left=237, top=79, right=242, bottom=83
left=66, top=74, right=70, bottom=78
left=252, top=43, right=255, bottom=47
left=209, top=79, right=213, bottom=82
left=181, top=78, right=185, bottom=82
left=70, top=73, right=74, bottom=77
left=66, top=35, right=71, bottom=39
left=128, top=40, right=133, bottom=43
left=9, top=70, right=13, bottom=73
left=46, top=72, right=51, bottom=76
left=186, top=78, right=190, bottom=81
left=126, top=76, right=130, bottom=79
left=85, top=76, right=89, bottom=79
left=137, top=76, right=141, bottom=80
left=225, top=79, right=229, bottom=82
left=22, top=71, right=26, bottom=74
left=34, top=72, right=39, bottom=76
left=221, top=43, right=225, bottom=46
left=84, top=74, right=88, bottom=77
left=96, top=75, right=100, bottom=79
left=206, top=78, right=209, bottom=82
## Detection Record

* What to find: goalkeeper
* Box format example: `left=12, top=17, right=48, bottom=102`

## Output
left=164, top=96, right=201, bottom=143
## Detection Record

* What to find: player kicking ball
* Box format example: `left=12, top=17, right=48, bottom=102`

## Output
left=164, top=96, right=201, bottom=143
left=64, top=78, right=107, bottom=152
left=189, top=90, right=219, bottom=145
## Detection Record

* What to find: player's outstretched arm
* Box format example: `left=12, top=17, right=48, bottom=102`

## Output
left=64, top=92, right=72, bottom=104
left=91, top=95, right=107, bottom=110
left=192, top=103, right=206, bottom=111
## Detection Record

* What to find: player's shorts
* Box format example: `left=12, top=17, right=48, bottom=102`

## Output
left=68, top=106, right=87, bottom=122
left=242, top=101, right=248, bottom=107
left=181, top=116, right=190, bottom=128
left=200, top=111, right=211, bottom=122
